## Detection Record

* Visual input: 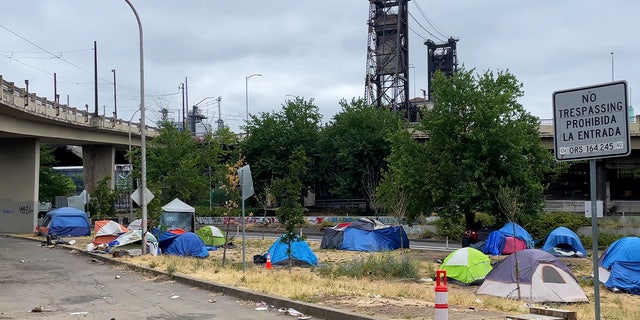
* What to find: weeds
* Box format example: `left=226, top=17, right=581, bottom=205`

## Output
left=317, top=252, right=420, bottom=280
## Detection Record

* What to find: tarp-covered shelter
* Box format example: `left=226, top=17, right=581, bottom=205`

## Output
left=158, top=230, right=209, bottom=258
left=107, top=230, right=158, bottom=253
left=92, top=220, right=129, bottom=245
left=440, top=247, right=492, bottom=285
left=39, top=207, right=91, bottom=237
left=196, top=225, right=226, bottom=247
left=320, top=218, right=409, bottom=252
left=477, top=249, right=588, bottom=303
left=266, top=235, right=318, bottom=267
left=542, top=227, right=587, bottom=257
left=482, top=222, right=533, bottom=255
left=159, top=198, right=196, bottom=232
left=599, top=237, right=640, bottom=294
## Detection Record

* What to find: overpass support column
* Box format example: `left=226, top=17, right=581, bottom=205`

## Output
left=83, top=145, right=115, bottom=200
left=0, top=138, right=39, bottom=233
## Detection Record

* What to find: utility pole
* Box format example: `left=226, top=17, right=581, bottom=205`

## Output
left=94, top=41, right=98, bottom=116
left=217, top=96, right=223, bottom=130
left=112, top=69, right=117, bottom=118
left=180, top=83, right=185, bottom=129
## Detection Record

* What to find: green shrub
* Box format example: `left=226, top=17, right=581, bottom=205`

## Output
left=580, top=232, right=624, bottom=250
left=435, top=217, right=464, bottom=241
left=526, top=211, right=590, bottom=240
left=474, top=212, right=496, bottom=229
left=316, top=253, right=420, bottom=280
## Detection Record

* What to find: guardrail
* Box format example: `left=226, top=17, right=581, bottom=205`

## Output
left=0, top=75, right=158, bottom=137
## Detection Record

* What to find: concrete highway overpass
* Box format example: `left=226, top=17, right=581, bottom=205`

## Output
left=0, top=75, right=158, bottom=233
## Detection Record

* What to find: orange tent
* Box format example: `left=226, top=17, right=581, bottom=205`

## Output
left=92, top=220, right=129, bottom=245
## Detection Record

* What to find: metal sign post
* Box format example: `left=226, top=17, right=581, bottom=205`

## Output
left=553, top=81, right=629, bottom=320
left=238, top=165, right=254, bottom=273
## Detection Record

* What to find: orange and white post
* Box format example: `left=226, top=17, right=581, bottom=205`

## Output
left=435, top=270, right=448, bottom=320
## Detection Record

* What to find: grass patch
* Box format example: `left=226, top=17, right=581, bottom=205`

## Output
left=317, top=252, right=420, bottom=280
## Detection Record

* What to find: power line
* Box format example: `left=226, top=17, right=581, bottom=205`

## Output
left=408, top=12, right=442, bottom=42
left=411, top=1, right=450, bottom=40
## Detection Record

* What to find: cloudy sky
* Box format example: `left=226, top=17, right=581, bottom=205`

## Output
left=2, top=1, right=639, bottom=133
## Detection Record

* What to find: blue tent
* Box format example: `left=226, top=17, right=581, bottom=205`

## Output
left=599, top=237, right=640, bottom=294
left=267, top=235, right=318, bottom=267
left=542, top=227, right=587, bottom=257
left=498, top=222, right=534, bottom=249
left=320, top=218, right=410, bottom=252
left=158, top=231, right=209, bottom=258
left=43, top=207, right=91, bottom=237
left=342, top=226, right=409, bottom=251
left=482, top=231, right=506, bottom=255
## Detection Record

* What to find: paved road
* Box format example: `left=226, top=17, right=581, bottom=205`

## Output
left=0, top=236, right=307, bottom=320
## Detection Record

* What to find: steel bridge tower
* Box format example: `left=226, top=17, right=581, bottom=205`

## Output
left=425, top=37, right=459, bottom=101
left=364, top=0, right=410, bottom=119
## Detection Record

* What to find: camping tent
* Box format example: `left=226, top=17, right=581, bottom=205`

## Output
left=196, top=225, right=226, bottom=247
left=440, top=247, right=492, bottom=285
left=320, top=218, right=410, bottom=252
left=266, top=235, right=318, bottom=267
left=498, top=222, right=534, bottom=249
left=159, top=198, right=196, bottom=232
left=599, top=237, right=640, bottom=294
left=38, top=207, right=91, bottom=237
left=482, top=222, right=533, bottom=255
left=476, top=249, right=588, bottom=303
left=158, top=230, right=209, bottom=258
left=107, top=230, right=158, bottom=253
left=92, top=220, right=129, bottom=245
left=542, top=227, right=587, bottom=257
left=127, top=219, right=142, bottom=230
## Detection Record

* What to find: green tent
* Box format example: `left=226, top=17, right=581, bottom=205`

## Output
left=440, top=247, right=492, bottom=285
left=196, top=225, right=226, bottom=247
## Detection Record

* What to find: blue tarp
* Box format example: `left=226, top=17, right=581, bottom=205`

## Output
left=46, top=207, right=91, bottom=237
left=542, top=227, right=587, bottom=257
left=267, top=235, right=318, bottom=267
left=341, top=226, right=410, bottom=252
left=483, top=231, right=506, bottom=255
left=600, top=237, right=640, bottom=294
left=605, top=261, right=640, bottom=295
left=498, top=222, right=534, bottom=249
left=158, top=231, right=209, bottom=258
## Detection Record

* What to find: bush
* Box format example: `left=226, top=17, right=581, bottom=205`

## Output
left=580, top=232, right=624, bottom=250
left=526, top=211, right=590, bottom=240
left=435, top=217, right=464, bottom=241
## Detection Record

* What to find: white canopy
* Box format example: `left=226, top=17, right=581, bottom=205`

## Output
left=161, top=198, right=195, bottom=213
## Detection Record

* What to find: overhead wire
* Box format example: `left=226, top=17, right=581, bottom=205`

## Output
left=1, top=23, right=145, bottom=105
left=408, top=12, right=444, bottom=43
left=411, top=1, right=450, bottom=41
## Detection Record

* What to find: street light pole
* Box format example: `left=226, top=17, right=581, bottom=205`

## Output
left=127, top=109, right=141, bottom=221
left=245, top=73, right=262, bottom=132
left=124, top=0, right=148, bottom=254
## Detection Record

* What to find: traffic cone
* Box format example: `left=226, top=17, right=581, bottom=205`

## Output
left=265, top=253, right=272, bottom=269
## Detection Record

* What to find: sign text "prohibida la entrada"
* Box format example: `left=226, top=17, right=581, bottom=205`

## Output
left=553, top=81, right=630, bottom=161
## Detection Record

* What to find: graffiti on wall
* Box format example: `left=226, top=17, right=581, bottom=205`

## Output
left=195, top=216, right=401, bottom=226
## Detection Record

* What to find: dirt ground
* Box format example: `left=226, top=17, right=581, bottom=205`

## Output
left=18, top=233, right=640, bottom=320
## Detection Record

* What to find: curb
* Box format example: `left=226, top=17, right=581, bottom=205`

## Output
left=8, top=234, right=381, bottom=320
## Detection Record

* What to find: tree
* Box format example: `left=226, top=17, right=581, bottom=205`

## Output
left=142, top=121, right=227, bottom=206
left=319, top=98, right=402, bottom=212
left=39, top=145, right=76, bottom=203
left=219, top=155, right=244, bottom=265
left=88, top=176, right=117, bottom=219
left=241, top=97, right=321, bottom=195
left=272, top=147, right=308, bottom=271
left=419, top=68, right=553, bottom=229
